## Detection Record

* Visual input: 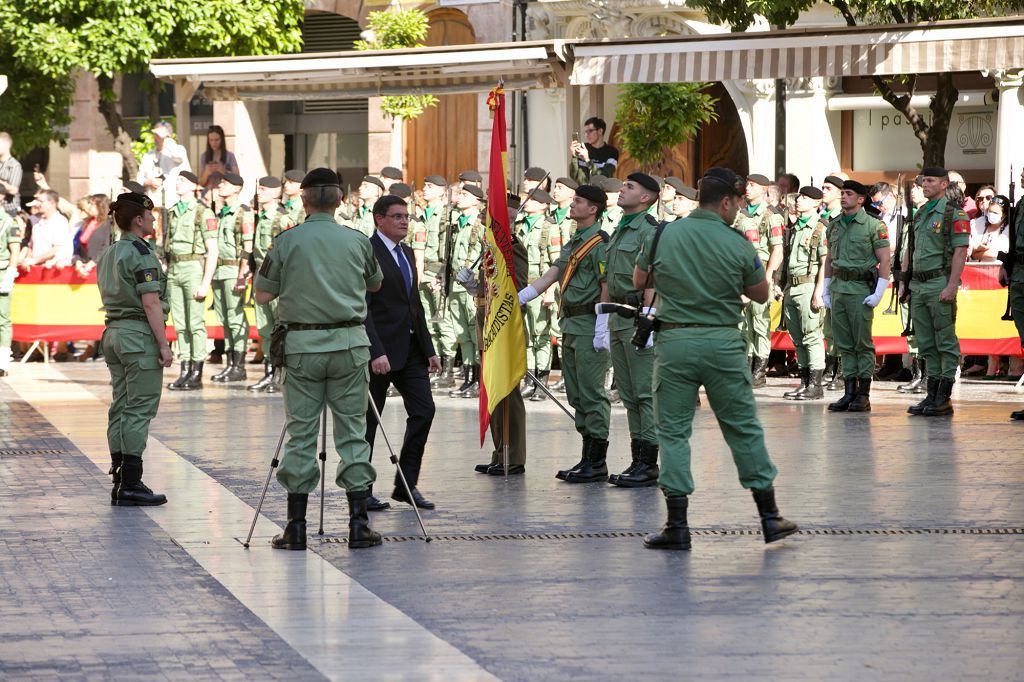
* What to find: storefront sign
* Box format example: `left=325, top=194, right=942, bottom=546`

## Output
left=852, top=106, right=996, bottom=171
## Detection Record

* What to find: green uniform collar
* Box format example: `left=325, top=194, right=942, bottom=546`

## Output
left=796, top=214, right=814, bottom=227
left=840, top=208, right=866, bottom=225
left=923, top=198, right=942, bottom=213
left=424, top=205, right=437, bottom=222
left=219, top=203, right=238, bottom=218
left=524, top=214, right=541, bottom=231
left=173, top=199, right=194, bottom=216
left=617, top=212, right=644, bottom=229
left=688, top=207, right=728, bottom=227
left=553, top=206, right=569, bottom=224
left=747, top=203, right=762, bottom=215
left=825, top=206, right=841, bottom=221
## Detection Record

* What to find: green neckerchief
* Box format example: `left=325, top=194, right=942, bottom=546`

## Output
left=359, top=206, right=369, bottom=218
left=458, top=214, right=470, bottom=229
left=219, top=204, right=235, bottom=218
left=840, top=210, right=860, bottom=225
left=553, top=206, right=569, bottom=224
left=748, top=203, right=761, bottom=215
left=284, top=197, right=296, bottom=208
left=174, top=200, right=192, bottom=216
left=524, top=215, right=540, bottom=232
left=259, top=204, right=277, bottom=221
left=826, top=205, right=841, bottom=220
left=797, top=214, right=814, bottom=228
left=618, top=212, right=643, bottom=229
left=923, top=198, right=941, bottom=213
left=424, top=206, right=437, bottom=223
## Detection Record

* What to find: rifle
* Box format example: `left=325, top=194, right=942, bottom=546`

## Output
left=245, top=192, right=259, bottom=308
left=883, top=174, right=905, bottom=315
left=997, top=165, right=1016, bottom=321
left=898, top=180, right=916, bottom=337
left=432, top=184, right=456, bottom=321
left=774, top=199, right=794, bottom=332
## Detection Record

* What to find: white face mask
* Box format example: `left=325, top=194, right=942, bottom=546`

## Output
left=986, top=211, right=1002, bottom=225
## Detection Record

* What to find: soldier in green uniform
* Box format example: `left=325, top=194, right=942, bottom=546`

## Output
left=420, top=175, right=458, bottom=386
left=447, top=184, right=484, bottom=399
left=820, top=174, right=847, bottom=389
left=637, top=168, right=798, bottom=551
left=349, top=176, right=384, bottom=237
left=516, top=189, right=559, bottom=399
left=164, top=171, right=218, bottom=391
left=781, top=186, right=829, bottom=400
left=282, top=170, right=306, bottom=226
left=379, top=166, right=403, bottom=193
left=732, top=173, right=784, bottom=387
left=521, top=166, right=550, bottom=199
left=248, top=176, right=295, bottom=393
left=665, top=178, right=697, bottom=219
left=254, top=168, right=384, bottom=550
left=210, top=173, right=253, bottom=383
left=598, top=177, right=624, bottom=234
left=599, top=173, right=661, bottom=487
left=657, top=178, right=677, bottom=222
left=898, top=167, right=970, bottom=417
left=97, top=192, right=173, bottom=507
left=517, top=185, right=612, bottom=482
left=0, top=210, right=23, bottom=376
left=823, top=179, right=890, bottom=412
left=546, top=177, right=577, bottom=395
left=897, top=177, right=927, bottom=395
left=1000, top=167, right=1024, bottom=420
left=458, top=170, right=483, bottom=190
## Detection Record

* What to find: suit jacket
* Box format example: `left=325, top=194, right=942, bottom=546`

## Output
left=365, top=232, right=436, bottom=371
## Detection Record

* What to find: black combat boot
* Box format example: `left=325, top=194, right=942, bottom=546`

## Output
left=897, top=358, right=926, bottom=394
left=167, top=361, right=192, bottom=390
left=271, top=493, right=307, bottom=550
left=921, top=378, right=955, bottom=416
left=1011, top=406, right=1024, bottom=420
left=552, top=376, right=566, bottom=392
left=520, top=370, right=538, bottom=399
left=564, top=438, right=609, bottom=483
left=643, top=496, right=691, bottom=550
left=908, top=377, right=940, bottom=415
left=826, top=357, right=844, bottom=390
left=612, top=440, right=659, bottom=488
left=751, top=356, right=768, bottom=388
left=607, top=438, right=641, bottom=485
left=449, top=364, right=472, bottom=397
left=347, top=490, right=383, bottom=549
left=529, top=370, right=550, bottom=401
left=795, top=368, right=825, bottom=401
left=557, top=436, right=591, bottom=480
left=224, top=350, right=247, bottom=382
left=462, top=365, right=480, bottom=398
left=827, top=377, right=859, bottom=412
left=211, top=351, right=234, bottom=382
left=846, top=377, right=872, bottom=412
left=751, top=486, right=799, bottom=543
left=264, top=366, right=282, bottom=394
left=180, top=361, right=204, bottom=391
left=108, top=452, right=123, bottom=505
left=116, top=455, right=167, bottom=506
left=248, top=362, right=275, bottom=392
left=783, top=367, right=810, bottom=399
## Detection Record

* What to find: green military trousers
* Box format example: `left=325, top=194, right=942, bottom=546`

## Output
left=823, top=309, right=838, bottom=358
left=487, top=390, right=527, bottom=467
left=741, top=298, right=772, bottom=358
left=1011, top=281, right=1024, bottom=345
left=167, top=262, right=207, bottom=362
left=610, top=327, right=657, bottom=443
left=278, top=347, right=377, bottom=494
left=447, top=291, right=478, bottom=365
left=420, top=283, right=456, bottom=358
left=524, top=297, right=554, bottom=371
left=255, top=299, right=278, bottom=356
left=898, top=300, right=919, bottom=356
left=831, top=289, right=875, bottom=379
left=654, top=329, right=778, bottom=497
left=909, top=279, right=960, bottom=381
left=0, top=267, right=11, bottom=349
left=561, top=332, right=611, bottom=440
left=212, top=277, right=248, bottom=354
left=102, top=324, right=164, bottom=457
left=783, top=282, right=825, bottom=370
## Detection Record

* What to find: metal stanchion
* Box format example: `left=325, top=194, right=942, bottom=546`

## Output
left=317, top=408, right=327, bottom=535
left=243, top=421, right=288, bottom=548
left=367, top=395, right=431, bottom=541
left=524, top=369, right=575, bottom=422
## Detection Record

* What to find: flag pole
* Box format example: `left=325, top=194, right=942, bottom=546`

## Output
left=502, top=398, right=510, bottom=476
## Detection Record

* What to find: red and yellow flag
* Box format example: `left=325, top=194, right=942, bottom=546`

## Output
left=479, top=86, right=528, bottom=444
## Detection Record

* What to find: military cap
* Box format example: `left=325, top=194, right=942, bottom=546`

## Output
left=362, top=175, right=385, bottom=192
left=123, top=181, right=146, bottom=195
left=842, top=179, right=870, bottom=196
left=526, top=188, right=553, bottom=205
left=823, top=175, right=845, bottom=189
left=747, top=173, right=772, bottom=186
left=389, top=182, right=413, bottom=199
left=463, top=184, right=485, bottom=201
left=300, top=168, right=341, bottom=189
left=627, top=172, right=660, bottom=195
left=677, top=186, right=698, bottom=201
left=554, top=176, right=579, bottom=190
left=523, top=167, right=548, bottom=181
left=110, top=191, right=154, bottom=212
left=799, top=186, right=824, bottom=200
left=664, top=177, right=686, bottom=193
left=920, top=166, right=949, bottom=178
left=648, top=174, right=665, bottom=188
left=598, top=177, right=623, bottom=192
left=459, top=170, right=483, bottom=183
left=575, top=184, right=607, bottom=210
left=222, top=172, right=244, bottom=187
left=178, top=171, right=199, bottom=185
left=283, top=170, right=306, bottom=183
left=700, top=167, right=743, bottom=196
left=379, top=166, right=403, bottom=180
left=258, top=176, right=281, bottom=189
left=423, top=174, right=448, bottom=187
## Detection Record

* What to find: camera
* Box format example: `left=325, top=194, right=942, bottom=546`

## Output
left=594, top=298, right=656, bottom=350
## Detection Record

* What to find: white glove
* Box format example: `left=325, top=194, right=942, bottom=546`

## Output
left=0, top=268, right=17, bottom=295
left=641, top=307, right=656, bottom=348
left=518, top=284, right=538, bottom=306
left=822, top=277, right=832, bottom=309
left=862, top=277, right=889, bottom=308
left=593, top=313, right=610, bottom=351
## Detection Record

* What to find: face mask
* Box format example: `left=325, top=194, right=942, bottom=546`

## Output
left=986, top=211, right=1002, bottom=225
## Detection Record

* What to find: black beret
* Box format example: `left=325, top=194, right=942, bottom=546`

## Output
left=700, top=167, right=743, bottom=196
left=526, top=188, right=553, bottom=204
left=459, top=170, right=483, bottom=183
left=110, top=191, right=154, bottom=212
left=664, top=177, right=686, bottom=193
left=627, top=172, right=660, bottom=195
left=842, top=179, right=870, bottom=197
left=283, top=170, right=306, bottom=183
left=463, top=184, right=485, bottom=201
left=554, top=176, right=579, bottom=190
left=823, top=175, right=845, bottom=189
left=920, top=166, right=949, bottom=178
left=677, top=186, right=698, bottom=201
left=648, top=174, right=665, bottom=188
left=178, top=171, right=199, bottom=185
left=523, top=167, right=548, bottom=181
left=362, top=175, right=385, bottom=192
left=388, top=182, right=413, bottom=199
left=423, top=174, right=448, bottom=187
left=123, top=181, right=146, bottom=195
left=799, top=186, right=824, bottom=200
left=300, top=168, right=341, bottom=189
left=379, top=166, right=403, bottom=180
left=747, top=173, right=772, bottom=186
left=598, top=176, right=623, bottom=192
left=575, top=184, right=607, bottom=210
left=221, top=172, right=244, bottom=187
left=258, top=176, right=281, bottom=189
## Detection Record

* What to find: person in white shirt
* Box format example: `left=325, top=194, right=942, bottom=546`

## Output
left=137, top=121, right=191, bottom=207
left=20, top=190, right=72, bottom=269
left=970, top=194, right=1011, bottom=264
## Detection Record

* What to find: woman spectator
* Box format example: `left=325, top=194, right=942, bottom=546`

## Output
left=197, top=125, right=239, bottom=193
left=964, top=195, right=1012, bottom=379
left=72, top=194, right=112, bottom=276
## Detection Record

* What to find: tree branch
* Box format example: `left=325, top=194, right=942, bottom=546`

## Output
left=829, top=0, right=857, bottom=27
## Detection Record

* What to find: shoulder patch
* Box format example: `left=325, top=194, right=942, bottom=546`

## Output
left=598, top=229, right=610, bottom=243
left=753, top=255, right=764, bottom=271
left=134, top=268, right=158, bottom=284
left=953, top=219, right=971, bottom=234
left=131, top=239, right=151, bottom=255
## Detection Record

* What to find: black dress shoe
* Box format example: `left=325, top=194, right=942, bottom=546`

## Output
left=392, top=486, right=436, bottom=510
left=365, top=494, right=391, bottom=511
left=474, top=463, right=493, bottom=474
left=486, top=463, right=525, bottom=476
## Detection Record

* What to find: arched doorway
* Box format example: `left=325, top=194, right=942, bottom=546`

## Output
left=403, top=8, right=479, bottom=188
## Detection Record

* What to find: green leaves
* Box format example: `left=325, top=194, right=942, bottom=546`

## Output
left=615, top=84, right=718, bottom=168
left=354, top=8, right=437, bottom=120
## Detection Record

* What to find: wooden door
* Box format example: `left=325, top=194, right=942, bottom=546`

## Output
left=404, top=9, right=478, bottom=189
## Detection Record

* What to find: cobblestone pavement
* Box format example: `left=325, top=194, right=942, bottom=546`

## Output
left=2, top=362, right=1023, bottom=680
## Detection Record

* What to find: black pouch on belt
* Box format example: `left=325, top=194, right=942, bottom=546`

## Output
left=269, top=325, right=288, bottom=368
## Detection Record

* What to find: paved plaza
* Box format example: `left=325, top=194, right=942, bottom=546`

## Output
left=1, top=362, right=1022, bottom=680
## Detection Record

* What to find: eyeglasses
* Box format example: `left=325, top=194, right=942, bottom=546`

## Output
left=582, top=128, right=598, bottom=134
left=386, top=213, right=410, bottom=221
left=977, top=194, right=994, bottom=201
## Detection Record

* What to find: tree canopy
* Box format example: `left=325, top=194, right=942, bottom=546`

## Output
left=355, top=8, right=438, bottom=121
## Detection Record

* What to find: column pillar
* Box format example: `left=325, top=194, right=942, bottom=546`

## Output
left=212, top=100, right=269, bottom=204
left=786, top=77, right=842, bottom=186
left=994, top=69, right=1024, bottom=197
left=728, top=79, right=776, bottom=175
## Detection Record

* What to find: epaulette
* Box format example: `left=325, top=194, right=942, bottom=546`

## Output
left=644, top=214, right=661, bottom=227
left=131, top=239, right=151, bottom=255
left=598, top=229, right=610, bottom=243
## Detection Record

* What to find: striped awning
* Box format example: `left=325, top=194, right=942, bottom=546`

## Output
left=150, top=41, right=570, bottom=100
left=571, top=18, right=1024, bottom=85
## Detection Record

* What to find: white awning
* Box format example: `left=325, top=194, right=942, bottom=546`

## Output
left=571, top=18, right=1024, bottom=85
left=150, top=41, right=571, bottom=100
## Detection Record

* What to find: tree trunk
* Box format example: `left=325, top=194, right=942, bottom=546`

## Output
left=923, top=73, right=959, bottom=167
left=147, top=78, right=163, bottom=126
left=96, top=74, right=139, bottom=181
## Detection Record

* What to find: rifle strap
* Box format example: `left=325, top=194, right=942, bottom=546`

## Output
left=559, top=230, right=607, bottom=291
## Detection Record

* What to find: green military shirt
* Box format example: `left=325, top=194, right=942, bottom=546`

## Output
left=1012, top=208, right=1024, bottom=284
left=787, top=214, right=829, bottom=278
left=601, top=206, right=623, bottom=235
left=451, top=210, right=483, bottom=272
left=166, top=200, right=217, bottom=258
left=637, top=208, right=762, bottom=328
left=733, top=202, right=784, bottom=259
left=553, top=222, right=606, bottom=335
left=0, top=212, right=23, bottom=263
left=350, top=206, right=375, bottom=237
left=214, top=203, right=254, bottom=279
left=910, top=196, right=971, bottom=274
left=253, top=203, right=294, bottom=263
left=603, top=211, right=658, bottom=332
left=551, top=205, right=575, bottom=247
left=254, top=212, right=383, bottom=355
left=97, top=233, right=169, bottom=329
left=515, top=214, right=556, bottom=280
left=422, top=204, right=448, bottom=280
left=827, top=208, right=889, bottom=294
left=282, top=196, right=305, bottom=226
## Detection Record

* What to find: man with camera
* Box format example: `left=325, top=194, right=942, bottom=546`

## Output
left=569, top=117, right=619, bottom=185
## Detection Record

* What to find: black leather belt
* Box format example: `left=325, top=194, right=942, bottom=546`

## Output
left=105, top=314, right=148, bottom=323
left=1015, top=252, right=1024, bottom=265
left=656, top=322, right=734, bottom=331
left=832, top=268, right=875, bottom=283
left=912, top=269, right=947, bottom=282
left=286, top=321, right=361, bottom=331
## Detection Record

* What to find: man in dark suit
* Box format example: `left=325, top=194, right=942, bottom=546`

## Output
left=364, top=195, right=442, bottom=510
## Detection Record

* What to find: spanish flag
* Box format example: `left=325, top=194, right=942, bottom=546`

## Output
left=479, top=86, right=528, bottom=445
